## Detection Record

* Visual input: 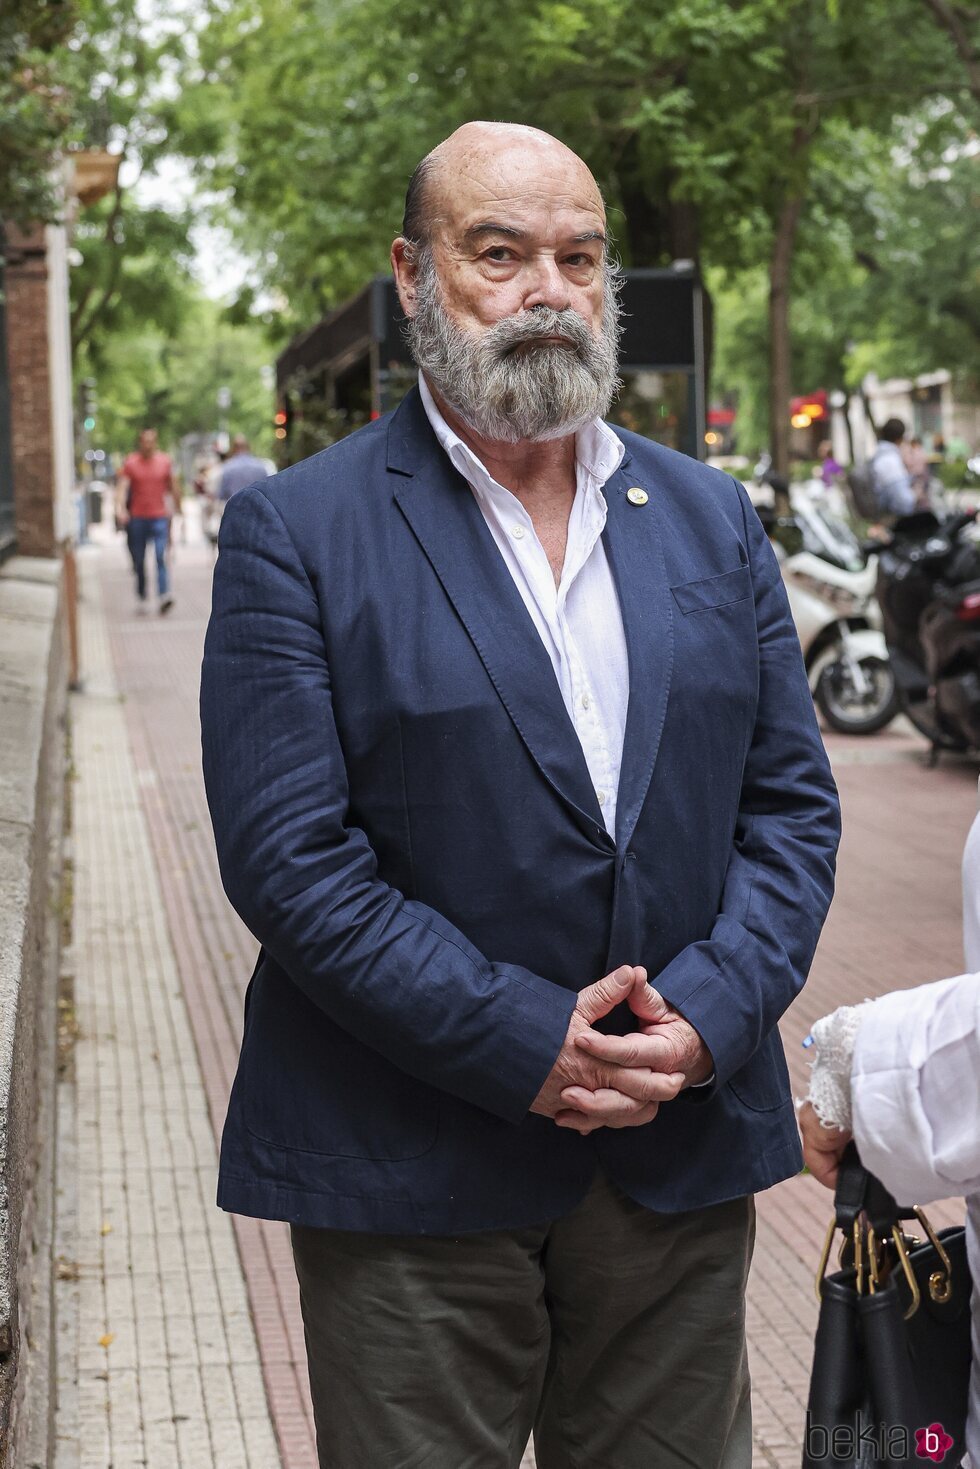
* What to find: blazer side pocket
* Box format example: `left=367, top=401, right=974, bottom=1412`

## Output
left=671, top=564, right=752, bottom=615
left=726, top=1030, right=793, bottom=1113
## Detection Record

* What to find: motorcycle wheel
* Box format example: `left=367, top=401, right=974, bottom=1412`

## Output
left=815, top=655, right=900, bottom=734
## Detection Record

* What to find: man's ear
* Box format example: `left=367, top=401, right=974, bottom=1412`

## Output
left=391, top=238, right=418, bottom=319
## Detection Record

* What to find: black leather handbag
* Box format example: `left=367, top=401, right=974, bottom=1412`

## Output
left=803, top=1144, right=972, bottom=1468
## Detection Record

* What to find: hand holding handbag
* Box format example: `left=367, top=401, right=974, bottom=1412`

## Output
left=803, top=1143, right=972, bottom=1468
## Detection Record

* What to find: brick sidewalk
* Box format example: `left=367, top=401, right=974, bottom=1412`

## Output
left=54, top=549, right=280, bottom=1468
left=82, top=519, right=973, bottom=1468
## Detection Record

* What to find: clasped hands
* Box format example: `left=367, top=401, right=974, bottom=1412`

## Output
left=531, top=964, right=714, bottom=1136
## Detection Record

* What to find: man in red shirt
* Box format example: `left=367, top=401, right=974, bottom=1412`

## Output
left=116, top=428, right=178, bottom=614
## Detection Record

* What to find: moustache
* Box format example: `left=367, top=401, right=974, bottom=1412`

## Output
left=481, top=309, right=594, bottom=360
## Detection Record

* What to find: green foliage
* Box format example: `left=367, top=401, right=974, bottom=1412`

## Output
left=4, top=0, right=279, bottom=470
left=0, top=0, right=76, bottom=221
left=710, top=267, right=770, bottom=455
left=169, top=0, right=978, bottom=469
left=71, top=193, right=195, bottom=357
left=177, top=0, right=801, bottom=326
left=935, top=458, right=971, bottom=490
left=9, top=0, right=979, bottom=470
left=179, top=0, right=966, bottom=308
left=78, top=294, right=276, bottom=458
left=713, top=105, right=979, bottom=452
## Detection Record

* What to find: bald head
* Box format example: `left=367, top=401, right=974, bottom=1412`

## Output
left=402, top=122, right=604, bottom=248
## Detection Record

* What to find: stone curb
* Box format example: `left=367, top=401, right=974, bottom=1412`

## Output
left=0, top=555, right=66, bottom=1464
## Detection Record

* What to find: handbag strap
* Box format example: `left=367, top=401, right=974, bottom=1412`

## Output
left=833, top=1142, right=910, bottom=1233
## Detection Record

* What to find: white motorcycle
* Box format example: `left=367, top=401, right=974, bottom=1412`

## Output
left=755, top=476, right=899, bottom=735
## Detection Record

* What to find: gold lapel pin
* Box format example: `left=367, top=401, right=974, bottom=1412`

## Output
left=626, top=487, right=649, bottom=506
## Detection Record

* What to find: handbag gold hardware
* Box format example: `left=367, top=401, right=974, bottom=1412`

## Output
left=913, top=1206, right=954, bottom=1304
left=867, top=1225, right=885, bottom=1292
left=890, top=1226, right=922, bottom=1319
left=815, top=1218, right=837, bottom=1302
left=854, top=1219, right=866, bottom=1296
left=814, top=1202, right=949, bottom=1319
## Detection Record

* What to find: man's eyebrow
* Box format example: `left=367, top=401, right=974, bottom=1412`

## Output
left=461, top=223, right=607, bottom=247
left=463, top=222, right=527, bottom=241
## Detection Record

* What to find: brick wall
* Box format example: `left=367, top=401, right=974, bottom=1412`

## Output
left=4, top=225, right=57, bottom=557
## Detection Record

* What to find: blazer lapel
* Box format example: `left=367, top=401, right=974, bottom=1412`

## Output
left=388, top=391, right=613, bottom=848
left=600, top=455, right=675, bottom=852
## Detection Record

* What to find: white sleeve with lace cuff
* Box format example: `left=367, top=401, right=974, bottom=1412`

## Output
left=802, top=1002, right=875, bottom=1131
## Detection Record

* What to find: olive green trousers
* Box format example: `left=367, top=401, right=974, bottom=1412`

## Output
left=291, top=1171, right=755, bottom=1469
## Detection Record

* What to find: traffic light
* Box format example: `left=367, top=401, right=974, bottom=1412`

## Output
left=82, top=378, right=97, bottom=434
left=274, top=405, right=289, bottom=441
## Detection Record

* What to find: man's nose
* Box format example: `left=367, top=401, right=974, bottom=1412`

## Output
left=522, top=255, right=572, bottom=314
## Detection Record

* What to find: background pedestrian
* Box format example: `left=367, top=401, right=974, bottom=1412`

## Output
left=115, top=427, right=179, bottom=615
left=216, top=435, right=272, bottom=502
left=870, top=417, right=917, bottom=518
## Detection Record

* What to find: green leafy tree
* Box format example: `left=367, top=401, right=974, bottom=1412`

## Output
left=713, top=104, right=979, bottom=461
left=79, top=294, right=276, bottom=458
left=64, top=0, right=201, bottom=361
left=0, top=0, right=76, bottom=223
left=180, top=0, right=976, bottom=472
left=178, top=0, right=792, bottom=332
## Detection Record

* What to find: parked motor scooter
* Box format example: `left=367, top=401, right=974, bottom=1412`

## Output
left=754, top=467, right=899, bottom=734
left=875, top=507, right=980, bottom=755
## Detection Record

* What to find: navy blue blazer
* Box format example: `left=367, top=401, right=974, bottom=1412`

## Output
left=201, top=386, right=841, bottom=1234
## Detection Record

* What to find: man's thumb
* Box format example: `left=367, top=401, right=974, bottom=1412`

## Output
left=628, top=981, right=671, bottom=1024
left=577, top=965, right=635, bottom=1024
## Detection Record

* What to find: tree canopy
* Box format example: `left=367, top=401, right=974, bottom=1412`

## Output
left=4, top=0, right=978, bottom=462
left=172, top=0, right=979, bottom=464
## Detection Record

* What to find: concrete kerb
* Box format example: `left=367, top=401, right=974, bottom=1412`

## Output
left=0, top=555, right=67, bottom=1465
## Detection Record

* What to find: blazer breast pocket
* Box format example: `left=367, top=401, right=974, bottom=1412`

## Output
left=670, top=564, right=752, bottom=615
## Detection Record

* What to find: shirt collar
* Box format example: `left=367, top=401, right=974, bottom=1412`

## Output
left=418, top=374, right=625, bottom=501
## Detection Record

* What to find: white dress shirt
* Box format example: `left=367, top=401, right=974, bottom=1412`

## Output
left=419, top=375, right=629, bottom=838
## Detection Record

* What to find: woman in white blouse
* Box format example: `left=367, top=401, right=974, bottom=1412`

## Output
left=798, top=811, right=980, bottom=1468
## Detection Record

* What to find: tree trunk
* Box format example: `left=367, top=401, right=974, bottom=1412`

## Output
left=841, top=389, right=856, bottom=464
left=768, top=189, right=805, bottom=485
left=700, top=284, right=714, bottom=433
left=859, top=384, right=879, bottom=448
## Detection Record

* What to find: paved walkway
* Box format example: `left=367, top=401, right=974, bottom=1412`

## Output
left=55, top=514, right=973, bottom=1468
left=55, top=549, right=281, bottom=1467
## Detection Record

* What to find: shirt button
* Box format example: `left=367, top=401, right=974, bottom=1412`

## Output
left=581, top=693, right=591, bottom=710
left=596, top=790, right=606, bottom=805
left=511, top=525, right=525, bottom=539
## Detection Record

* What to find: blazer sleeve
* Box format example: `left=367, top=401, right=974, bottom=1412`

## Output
left=200, top=485, right=577, bottom=1125
left=651, top=478, right=841, bottom=1088
left=851, top=972, right=980, bottom=1204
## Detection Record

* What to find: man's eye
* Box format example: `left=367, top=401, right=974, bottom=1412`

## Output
left=485, top=247, right=514, bottom=262
left=565, top=255, right=596, bottom=269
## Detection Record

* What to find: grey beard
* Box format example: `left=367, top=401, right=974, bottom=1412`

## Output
left=404, top=252, right=623, bottom=443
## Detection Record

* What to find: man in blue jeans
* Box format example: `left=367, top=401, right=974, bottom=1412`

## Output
left=116, top=427, right=177, bottom=614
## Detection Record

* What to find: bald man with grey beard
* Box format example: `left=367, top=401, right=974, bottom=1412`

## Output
left=202, top=120, right=840, bottom=1469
